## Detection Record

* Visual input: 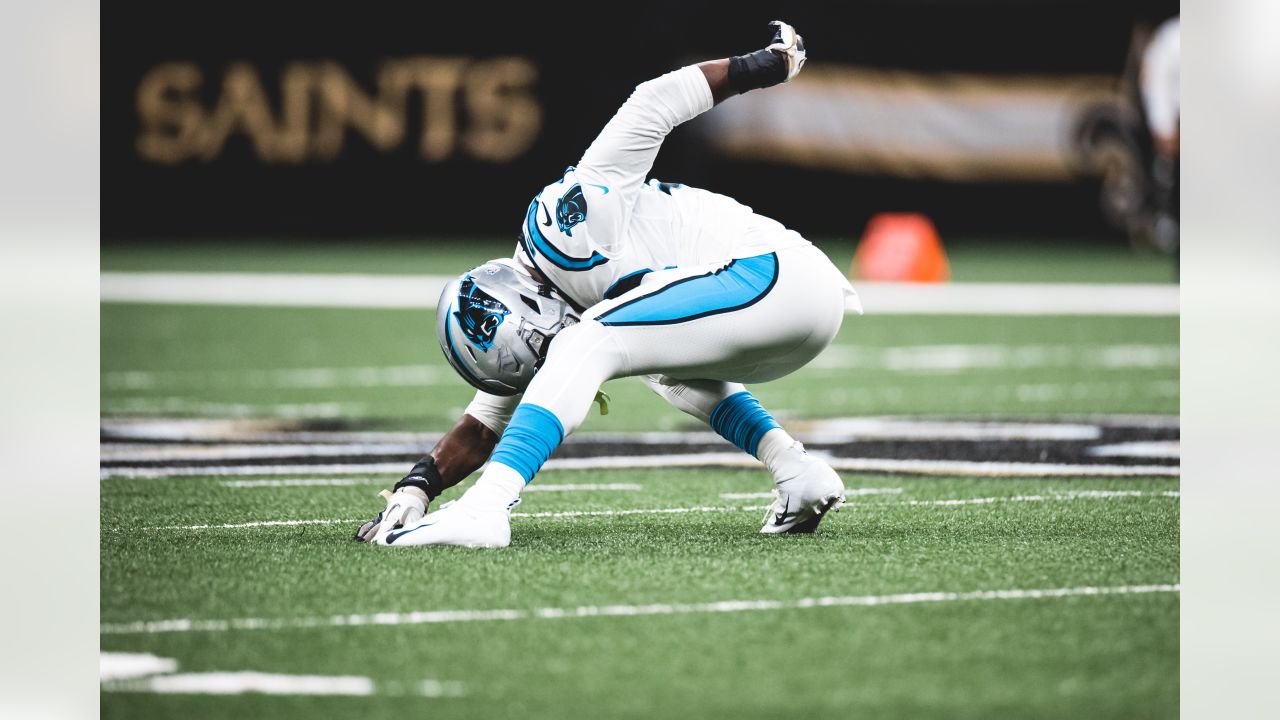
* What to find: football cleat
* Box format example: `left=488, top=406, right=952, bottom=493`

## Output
left=375, top=497, right=520, bottom=548
left=760, top=443, right=845, bottom=534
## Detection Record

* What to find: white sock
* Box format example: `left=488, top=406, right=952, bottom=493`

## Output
left=460, top=462, right=525, bottom=510
left=756, top=427, right=802, bottom=477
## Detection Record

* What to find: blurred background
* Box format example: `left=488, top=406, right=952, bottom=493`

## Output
left=104, top=0, right=1179, bottom=252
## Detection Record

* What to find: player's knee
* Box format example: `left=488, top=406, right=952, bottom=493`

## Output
left=544, top=320, right=626, bottom=377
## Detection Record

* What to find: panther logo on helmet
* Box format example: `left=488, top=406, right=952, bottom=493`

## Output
left=555, top=184, right=588, bottom=236
left=454, top=276, right=511, bottom=352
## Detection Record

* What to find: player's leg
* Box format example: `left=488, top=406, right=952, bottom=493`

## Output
left=644, top=376, right=845, bottom=533
left=376, top=319, right=629, bottom=547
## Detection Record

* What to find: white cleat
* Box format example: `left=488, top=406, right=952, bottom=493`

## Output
left=760, top=443, right=845, bottom=534
left=375, top=498, right=519, bottom=548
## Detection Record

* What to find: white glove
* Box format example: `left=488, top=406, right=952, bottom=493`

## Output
left=353, top=486, right=428, bottom=543
left=766, top=20, right=806, bottom=82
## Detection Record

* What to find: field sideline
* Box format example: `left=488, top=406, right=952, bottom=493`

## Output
left=100, top=239, right=1179, bottom=718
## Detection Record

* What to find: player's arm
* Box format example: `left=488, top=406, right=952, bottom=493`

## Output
left=353, top=392, right=517, bottom=542
left=575, top=21, right=805, bottom=243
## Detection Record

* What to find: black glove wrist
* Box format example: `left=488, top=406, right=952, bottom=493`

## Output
left=728, top=47, right=787, bottom=94
left=394, top=455, right=446, bottom=500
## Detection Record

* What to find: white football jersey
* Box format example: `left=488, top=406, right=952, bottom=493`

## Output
left=514, top=65, right=810, bottom=311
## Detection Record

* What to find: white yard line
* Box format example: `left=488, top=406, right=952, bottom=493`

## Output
left=101, top=272, right=1178, bottom=315
left=133, top=490, right=1177, bottom=532
left=104, top=365, right=447, bottom=391
left=103, top=672, right=378, bottom=696
left=100, top=454, right=1180, bottom=480
left=721, top=487, right=904, bottom=500
left=810, top=343, right=1179, bottom=372
left=102, top=443, right=429, bottom=462
left=825, top=457, right=1179, bottom=477
left=1088, top=441, right=1181, bottom=459
left=98, top=416, right=1178, bottom=444
left=100, top=584, right=1179, bottom=636
left=221, top=478, right=380, bottom=488
left=786, top=418, right=1102, bottom=441
left=217, top=479, right=642, bottom=491
left=99, top=652, right=463, bottom=697
left=101, top=653, right=179, bottom=681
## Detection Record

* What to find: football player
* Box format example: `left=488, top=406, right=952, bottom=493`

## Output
left=355, top=21, right=860, bottom=547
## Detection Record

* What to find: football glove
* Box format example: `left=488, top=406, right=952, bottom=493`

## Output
left=765, top=20, right=806, bottom=82
left=728, top=21, right=807, bottom=94
left=353, top=486, right=429, bottom=543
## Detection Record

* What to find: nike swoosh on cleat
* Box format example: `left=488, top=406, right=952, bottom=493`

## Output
left=384, top=521, right=437, bottom=545
left=773, top=496, right=791, bottom=526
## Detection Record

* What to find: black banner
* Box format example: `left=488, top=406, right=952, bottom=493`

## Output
left=104, top=1, right=1176, bottom=239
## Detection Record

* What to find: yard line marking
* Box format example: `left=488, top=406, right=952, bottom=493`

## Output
left=720, top=487, right=904, bottom=500
left=99, top=415, right=1178, bottom=445
left=810, top=344, right=1179, bottom=372
left=98, top=652, right=465, bottom=697
left=216, top=479, right=643, bottom=491
left=523, top=483, right=642, bottom=492
left=103, top=365, right=447, bottom=391
left=512, top=505, right=764, bottom=519
left=825, top=457, right=1179, bottom=477
left=101, top=397, right=365, bottom=419
left=785, top=418, right=1102, bottom=441
left=100, top=584, right=1179, bottom=635
left=102, top=671, right=378, bottom=696
left=1087, top=441, right=1181, bottom=459
left=148, top=518, right=356, bottom=531
left=132, top=490, right=1178, bottom=532
left=103, top=443, right=429, bottom=462
left=100, top=454, right=1180, bottom=480
left=101, top=272, right=1179, bottom=315
left=222, top=478, right=378, bottom=488
left=101, top=653, right=179, bottom=682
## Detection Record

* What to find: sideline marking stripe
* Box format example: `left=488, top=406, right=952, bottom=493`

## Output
left=130, top=491, right=1178, bottom=531
left=101, top=272, right=1179, bottom=315
left=100, top=584, right=1179, bottom=635
left=100, top=454, right=1179, bottom=480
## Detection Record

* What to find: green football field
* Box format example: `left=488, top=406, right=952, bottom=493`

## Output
left=100, top=239, right=1179, bottom=718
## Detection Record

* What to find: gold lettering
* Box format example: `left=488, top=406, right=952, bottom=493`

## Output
left=198, top=62, right=281, bottom=162
left=380, top=58, right=467, bottom=161
left=135, top=62, right=204, bottom=164
left=311, top=61, right=407, bottom=160
left=134, top=56, right=543, bottom=165
left=463, top=57, right=541, bottom=163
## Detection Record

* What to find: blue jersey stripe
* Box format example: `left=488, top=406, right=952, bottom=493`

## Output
left=596, top=253, right=779, bottom=327
left=523, top=199, right=609, bottom=272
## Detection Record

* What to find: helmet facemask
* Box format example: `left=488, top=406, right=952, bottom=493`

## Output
left=436, top=259, right=579, bottom=396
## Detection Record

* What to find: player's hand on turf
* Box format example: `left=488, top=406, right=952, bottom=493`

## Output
left=353, top=487, right=429, bottom=542
left=766, top=20, right=806, bottom=82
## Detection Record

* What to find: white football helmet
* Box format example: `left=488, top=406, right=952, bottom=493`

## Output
left=436, top=258, right=579, bottom=396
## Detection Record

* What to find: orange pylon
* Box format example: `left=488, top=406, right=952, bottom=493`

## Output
left=852, top=213, right=950, bottom=283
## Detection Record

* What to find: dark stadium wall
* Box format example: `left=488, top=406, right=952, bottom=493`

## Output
left=103, top=0, right=1178, bottom=241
